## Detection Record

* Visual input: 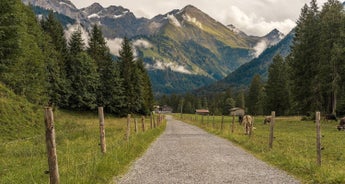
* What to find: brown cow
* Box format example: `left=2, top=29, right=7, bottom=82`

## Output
left=263, top=116, right=272, bottom=124
left=337, top=117, right=345, bottom=131
left=242, top=115, right=253, bottom=135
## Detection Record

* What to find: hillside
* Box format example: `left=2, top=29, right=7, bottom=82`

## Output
left=195, top=30, right=295, bottom=95
left=0, top=83, right=42, bottom=142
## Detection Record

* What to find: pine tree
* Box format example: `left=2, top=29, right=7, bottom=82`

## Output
left=40, top=11, right=70, bottom=107
left=318, top=0, right=344, bottom=114
left=118, top=37, right=138, bottom=114
left=288, top=0, right=321, bottom=114
left=67, top=29, right=99, bottom=110
left=247, top=74, right=263, bottom=115
left=136, top=59, right=154, bottom=115
left=87, top=25, right=125, bottom=114
left=266, top=55, right=290, bottom=115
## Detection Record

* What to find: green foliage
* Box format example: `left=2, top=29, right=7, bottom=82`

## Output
left=67, top=52, right=99, bottom=110
left=247, top=74, right=264, bottom=115
left=87, top=25, right=126, bottom=115
left=0, top=0, right=48, bottom=104
left=118, top=38, right=154, bottom=115
left=289, top=0, right=345, bottom=115
left=265, top=55, right=290, bottom=115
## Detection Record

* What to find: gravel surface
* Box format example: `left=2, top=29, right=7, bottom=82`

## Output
left=116, top=115, right=300, bottom=184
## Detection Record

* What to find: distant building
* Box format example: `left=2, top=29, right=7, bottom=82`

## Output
left=229, top=107, right=245, bottom=116
left=154, top=105, right=173, bottom=113
left=195, top=109, right=210, bottom=115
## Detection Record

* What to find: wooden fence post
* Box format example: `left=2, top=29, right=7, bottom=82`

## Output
left=269, top=111, right=275, bottom=149
left=212, top=115, right=215, bottom=129
left=98, top=107, right=106, bottom=153
left=126, top=114, right=131, bottom=141
left=201, top=115, right=204, bottom=124
left=150, top=113, right=153, bottom=129
left=221, top=115, right=224, bottom=131
left=44, top=107, right=60, bottom=184
left=316, top=111, right=322, bottom=166
left=231, top=115, right=235, bottom=133
left=134, top=118, right=138, bottom=134
left=142, top=116, right=145, bottom=132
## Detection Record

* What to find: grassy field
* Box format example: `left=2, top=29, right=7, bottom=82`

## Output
left=0, top=110, right=165, bottom=183
left=174, top=114, right=345, bottom=184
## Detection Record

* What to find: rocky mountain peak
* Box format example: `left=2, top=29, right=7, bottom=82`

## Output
left=81, top=2, right=103, bottom=15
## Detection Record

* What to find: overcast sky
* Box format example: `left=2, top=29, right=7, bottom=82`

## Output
left=69, top=0, right=329, bottom=36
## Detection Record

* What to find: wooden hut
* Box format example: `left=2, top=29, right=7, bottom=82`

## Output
left=195, top=109, right=210, bottom=115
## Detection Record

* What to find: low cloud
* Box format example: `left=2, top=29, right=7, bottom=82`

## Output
left=65, top=24, right=90, bottom=47
left=106, top=38, right=123, bottom=56
left=147, top=60, right=192, bottom=74
left=133, top=39, right=153, bottom=48
left=222, top=6, right=296, bottom=36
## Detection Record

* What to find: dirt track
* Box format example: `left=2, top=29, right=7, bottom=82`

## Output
left=116, top=115, right=299, bottom=184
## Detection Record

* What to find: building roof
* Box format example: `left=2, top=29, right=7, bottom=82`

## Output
left=195, top=109, right=209, bottom=113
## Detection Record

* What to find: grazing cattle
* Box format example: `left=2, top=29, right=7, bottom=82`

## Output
left=324, top=114, right=338, bottom=122
left=242, top=115, right=253, bottom=135
left=239, top=115, right=243, bottom=124
left=263, top=116, right=272, bottom=124
left=337, top=117, right=345, bottom=131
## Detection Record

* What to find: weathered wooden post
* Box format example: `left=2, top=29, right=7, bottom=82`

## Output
left=269, top=111, right=275, bottom=149
left=221, top=115, right=224, bottom=131
left=141, top=116, right=144, bottom=131
left=153, top=114, right=157, bottom=128
left=212, top=114, right=215, bottom=129
left=134, top=118, right=138, bottom=134
left=201, top=115, right=204, bottom=124
left=98, top=107, right=106, bottom=153
left=150, top=112, right=153, bottom=129
left=126, top=114, right=131, bottom=141
left=44, top=107, right=60, bottom=184
left=231, top=115, right=235, bottom=133
left=316, top=111, right=322, bottom=166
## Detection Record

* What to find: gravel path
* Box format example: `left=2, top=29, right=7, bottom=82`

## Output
left=116, top=115, right=300, bottom=184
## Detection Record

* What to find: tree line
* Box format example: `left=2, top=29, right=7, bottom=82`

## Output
left=0, top=0, right=154, bottom=116
left=159, top=0, right=345, bottom=117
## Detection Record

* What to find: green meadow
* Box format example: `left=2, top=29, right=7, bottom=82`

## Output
left=175, top=114, right=345, bottom=184
left=0, top=110, right=165, bottom=184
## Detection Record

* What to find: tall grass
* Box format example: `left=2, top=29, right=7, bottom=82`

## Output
left=175, top=114, right=345, bottom=183
left=0, top=110, right=165, bottom=183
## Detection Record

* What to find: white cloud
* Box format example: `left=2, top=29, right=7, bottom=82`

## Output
left=70, top=0, right=329, bottom=36
left=133, top=39, right=153, bottom=48
left=147, top=60, right=192, bottom=74
left=167, top=14, right=182, bottom=27
left=65, top=24, right=89, bottom=47
left=252, top=40, right=268, bottom=58
left=106, top=38, right=123, bottom=56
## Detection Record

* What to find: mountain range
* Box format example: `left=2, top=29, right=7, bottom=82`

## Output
left=22, top=0, right=287, bottom=96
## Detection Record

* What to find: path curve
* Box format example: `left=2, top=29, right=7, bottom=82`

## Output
left=116, top=115, right=299, bottom=184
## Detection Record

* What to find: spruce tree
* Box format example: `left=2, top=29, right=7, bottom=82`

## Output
left=118, top=37, right=137, bottom=114
left=67, top=29, right=99, bottom=110
left=87, top=25, right=125, bottom=114
left=288, top=0, right=321, bottom=114
left=40, top=11, right=70, bottom=107
left=266, top=55, right=290, bottom=115
left=318, top=0, right=344, bottom=114
left=247, top=74, right=263, bottom=115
